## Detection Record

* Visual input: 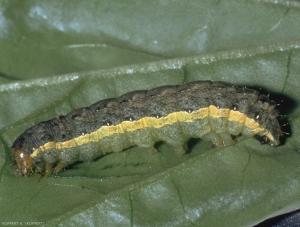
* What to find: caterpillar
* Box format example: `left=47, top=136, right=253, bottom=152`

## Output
left=11, top=80, right=283, bottom=178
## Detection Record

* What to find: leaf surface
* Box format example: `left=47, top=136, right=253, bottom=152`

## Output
left=1, top=1, right=300, bottom=226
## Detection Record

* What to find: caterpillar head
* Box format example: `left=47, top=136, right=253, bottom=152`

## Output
left=12, top=149, right=34, bottom=176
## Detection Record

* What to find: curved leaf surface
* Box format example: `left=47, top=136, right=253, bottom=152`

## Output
left=1, top=1, right=300, bottom=226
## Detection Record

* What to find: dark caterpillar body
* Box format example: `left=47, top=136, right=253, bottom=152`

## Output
left=11, top=80, right=283, bottom=177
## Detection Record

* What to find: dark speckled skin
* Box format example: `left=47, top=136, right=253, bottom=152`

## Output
left=12, top=80, right=282, bottom=174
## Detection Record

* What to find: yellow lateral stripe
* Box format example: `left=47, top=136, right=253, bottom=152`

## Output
left=176, top=107, right=209, bottom=122
left=74, top=133, right=97, bottom=147
left=209, top=105, right=231, bottom=118
left=43, top=141, right=56, bottom=150
left=97, top=124, right=124, bottom=138
left=31, top=105, right=274, bottom=157
left=228, top=110, right=246, bottom=124
left=244, top=117, right=262, bottom=134
left=121, top=119, right=145, bottom=131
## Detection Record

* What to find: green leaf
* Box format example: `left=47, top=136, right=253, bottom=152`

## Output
left=1, top=1, right=300, bottom=226
left=1, top=0, right=300, bottom=79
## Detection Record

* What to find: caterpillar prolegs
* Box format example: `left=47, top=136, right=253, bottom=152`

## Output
left=11, top=80, right=283, bottom=177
